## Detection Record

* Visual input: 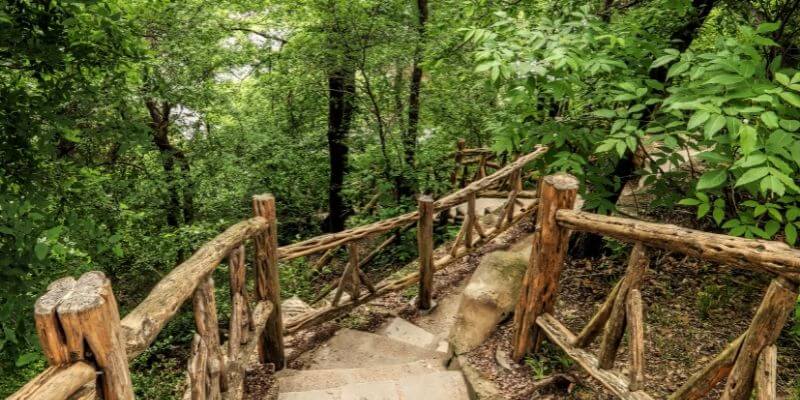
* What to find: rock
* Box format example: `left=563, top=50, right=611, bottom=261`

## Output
left=449, top=246, right=529, bottom=354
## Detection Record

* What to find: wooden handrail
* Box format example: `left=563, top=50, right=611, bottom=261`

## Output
left=555, top=209, right=800, bottom=282
left=278, top=145, right=548, bottom=260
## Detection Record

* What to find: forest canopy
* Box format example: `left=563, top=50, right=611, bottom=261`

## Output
left=2, top=0, right=800, bottom=397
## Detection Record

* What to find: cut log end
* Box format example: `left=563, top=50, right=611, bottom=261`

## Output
left=543, top=173, right=580, bottom=191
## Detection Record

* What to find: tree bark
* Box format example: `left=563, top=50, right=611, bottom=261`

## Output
left=400, top=0, right=429, bottom=198
left=323, top=69, right=356, bottom=233
left=146, top=100, right=194, bottom=227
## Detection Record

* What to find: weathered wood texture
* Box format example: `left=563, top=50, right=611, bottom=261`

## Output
left=332, top=243, right=361, bottom=306
left=450, top=138, right=466, bottom=188
left=556, top=210, right=800, bottom=282
left=188, top=334, right=209, bottom=400
left=223, top=301, right=272, bottom=400
left=573, top=279, right=622, bottom=348
left=228, top=245, right=248, bottom=361
left=122, top=217, right=268, bottom=358
left=7, top=362, right=96, bottom=400
left=277, top=146, right=547, bottom=260
left=668, top=334, right=745, bottom=400
left=535, top=313, right=655, bottom=400
left=418, top=195, right=435, bottom=309
left=722, top=277, right=798, bottom=400
left=626, top=289, right=646, bottom=392
left=755, top=345, right=777, bottom=400
left=193, top=275, right=224, bottom=398
left=598, top=244, right=649, bottom=369
left=512, top=173, right=579, bottom=361
left=253, top=194, right=285, bottom=369
left=26, top=272, right=134, bottom=400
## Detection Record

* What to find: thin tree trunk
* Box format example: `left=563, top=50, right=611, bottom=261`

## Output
left=400, top=0, right=428, bottom=198
left=574, top=0, right=717, bottom=258
left=146, top=100, right=194, bottom=228
left=323, top=68, right=356, bottom=233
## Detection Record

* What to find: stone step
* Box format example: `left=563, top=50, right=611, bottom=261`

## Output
left=275, top=359, right=445, bottom=393
left=376, top=317, right=449, bottom=354
left=294, top=328, right=448, bottom=370
left=278, top=371, right=470, bottom=400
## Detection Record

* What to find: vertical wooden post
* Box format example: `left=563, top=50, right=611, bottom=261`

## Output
left=229, top=246, right=245, bottom=361
left=450, top=138, right=465, bottom=189
left=465, top=191, right=476, bottom=248
left=347, top=242, right=361, bottom=299
left=37, top=271, right=134, bottom=400
left=627, top=288, right=646, bottom=391
left=188, top=334, right=208, bottom=400
left=253, top=194, right=285, bottom=369
left=721, top=277, right=798, bottom=400
left=754, top=345, right=777, bottom=400
left=193, top=275, right=224, bottom=398
left=511, top=173, right=578, bottom=362
left=598, top=243, right=649, bottom=369
left=417, top=195, right=435, bottom=310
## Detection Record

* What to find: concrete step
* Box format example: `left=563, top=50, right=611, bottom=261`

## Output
left=275, top=359, right=445, bottom=393
left=278, top=371, right=470, bottom=400
left=294, top=328, right=448, bottom=370
left=376, top=317, right=449, bottom=354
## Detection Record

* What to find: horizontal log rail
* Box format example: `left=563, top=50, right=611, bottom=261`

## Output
left=278, top=145, right=547, bottom=260
left=513, top=173, right=800, bottom=400
left=556, top=209, right=800, bottom=282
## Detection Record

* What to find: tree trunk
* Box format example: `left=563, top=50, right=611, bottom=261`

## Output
left=146, top=100, right=194, bottom=227
left=400, top=0, right=428, bottom=198
left=574, top=0, right=717, bottom=258
left=323, top=68, right=356, bottom=233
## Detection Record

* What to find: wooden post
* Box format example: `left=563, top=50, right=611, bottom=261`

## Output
left=669, top=334, right=745, bottom=400
left=451, top=138, right=466, bottom=189
left=465, top=191, right=476, bottom=248
left=721, top=277, right=798, bottom=400
left=417, top=195, right=435, bottom=310
left=229, top=246, right=246, bottom=363
left=253, top=194, right=285, bottom=369
left=512, top=173, right=578, bottom=361
left=347, top=243, right=361, bottom=299
left=35, top=271, right=134, bottom=400
left=188, top=334, right=208, bottom=400
left=192, top=275, right=224, bottom=398
left=755, top=345, right=777, bottom=400
left=627, top=289, right=646, bottom=391
left=598, top=243, right=649, bottom=369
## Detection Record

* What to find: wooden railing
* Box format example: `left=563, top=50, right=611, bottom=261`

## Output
left=10, top=145, right=548, bottom=400
left=511, top=173, right=800, bottom=400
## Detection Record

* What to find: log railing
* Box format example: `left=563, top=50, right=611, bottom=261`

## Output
left=512, top=173, right=800, bottom=400
left=11, top=199, right=280, bottom=400
left=12, top=144, right=548, bottom=400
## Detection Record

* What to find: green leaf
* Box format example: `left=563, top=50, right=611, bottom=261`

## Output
left=15, top=353, right=40, bottom=367
left=705, top=74, right=745, bottom=85
left=735, top=167, right=769, bottom=187
left=779, top=91, right=800, bottom=107
left=776, top=73, right=791, bottom=86
left=761, top=111, right=780, bottom=129
left=779, top=119, right=800, bottom=132
left=678, top=198, right=702, bottom=206
left=34, top=242, right=49, bottom=260
left=713, top=207, right=725, bottom=225
left=786, top=223, right=797, bottom=245
left=765, top=220, right=781, bottom=237
left=650, top=55, right=677, bottom=69
left=739, top=125, right=758, bottom=154
left=698, top=203, right=711, bottom=218
left=761, top=174, right=786, bottom=196
left=696, top=169, right=728, bottom=190
left=593, top=109, right=616, bottom=118
left=757, top=22, right=781, bottom=34
left=687, top=111, right=710, bottom=130
left=704, top=114, right=726, bottom=138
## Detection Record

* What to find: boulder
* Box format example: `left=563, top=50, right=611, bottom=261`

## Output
left=449, top=241, right=530, bottom=353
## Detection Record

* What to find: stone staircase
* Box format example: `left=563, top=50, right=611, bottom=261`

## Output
left=275, top=317, right=470, bottom=400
